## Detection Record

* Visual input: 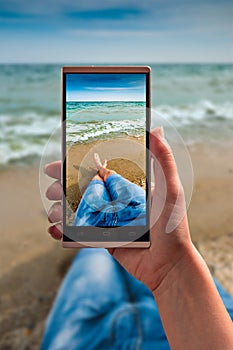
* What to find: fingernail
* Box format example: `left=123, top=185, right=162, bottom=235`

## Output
left=43, top=164, right=48, bottom=174
left=57, top=223, right=62, bottom=233
left=158, top=126, right=164, bottom=138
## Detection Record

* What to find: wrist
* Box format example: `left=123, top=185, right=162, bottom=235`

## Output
left=151, top=242, right=233, bottom=350
left=152, top=241, right=201, bottom=300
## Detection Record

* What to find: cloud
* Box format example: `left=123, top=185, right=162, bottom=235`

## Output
left=0, top=0, right=232, bottom=35
left=0, top=0, right=146, bottom=16
left=67, top=29, right=164, bottom=37
left=87, top=87, right=141, bottom=90
left=66, top=7, right=145, bottom=20
left=0, top=0, right=232, bottom=62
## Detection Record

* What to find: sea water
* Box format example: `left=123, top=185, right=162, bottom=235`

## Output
left=0, top=63, right=232, bottom=166
left=66, top=101, right=146, bottom=144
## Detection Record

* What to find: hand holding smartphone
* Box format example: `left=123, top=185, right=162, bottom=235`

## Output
left=62, top=66, right=151, bottom=248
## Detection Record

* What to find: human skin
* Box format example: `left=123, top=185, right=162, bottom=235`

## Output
left=45, top=127, right=233, bottom=349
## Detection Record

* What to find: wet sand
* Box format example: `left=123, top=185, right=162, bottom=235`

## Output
left=0, top=141, right=233, bottom=348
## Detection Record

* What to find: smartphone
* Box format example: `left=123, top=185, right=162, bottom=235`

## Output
left=62, top=66, right=151, bottom=248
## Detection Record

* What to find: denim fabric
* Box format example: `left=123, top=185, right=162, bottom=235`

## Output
left=41, top=249, right=169, bottom=350
left=74, top=174, right=146, bottom=227
left=215, top=279, right=233, bottom=318
left=41, top=249, right=233, bottom=350
left=41, top=248, right=170, bottom=350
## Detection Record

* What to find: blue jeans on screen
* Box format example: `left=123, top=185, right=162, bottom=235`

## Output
left=41, top=248, right=233, bottom=350
left=74, top=174, right=146, bottom=227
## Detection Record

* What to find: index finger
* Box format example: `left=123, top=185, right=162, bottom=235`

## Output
left=44, top=161, right=62, bottom=180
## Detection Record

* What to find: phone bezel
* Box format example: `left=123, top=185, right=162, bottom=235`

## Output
left=62, top=66, right=151, bottom=248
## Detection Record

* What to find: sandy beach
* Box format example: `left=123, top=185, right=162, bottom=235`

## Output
left=0, top=141, right=233, bottom=349
left=188, top=143, right=233, bottom=293
left=66, top=136, right=146, bottom=225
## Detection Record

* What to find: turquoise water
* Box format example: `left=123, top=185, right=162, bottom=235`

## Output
left=0, top=63, right=232, bottom=165
left=66, top=101, right=146, bottom=144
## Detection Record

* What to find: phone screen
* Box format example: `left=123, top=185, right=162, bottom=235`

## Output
left=62, top=67, right=150, bottom=246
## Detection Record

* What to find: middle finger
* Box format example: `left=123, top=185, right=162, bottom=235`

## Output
left=46, top=180, right=62, bottom=200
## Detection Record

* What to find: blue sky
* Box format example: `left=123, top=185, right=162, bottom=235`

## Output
left=0, top=0, right=232, bottom=63
left=66, top=74, right=146, bottom=101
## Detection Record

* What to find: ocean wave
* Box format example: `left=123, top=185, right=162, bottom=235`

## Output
left=1, top=99, right=232, bottom=166
left=0, top=140, right=60, bottom=166
left=66, top=119, right=145, bottom=144
left=0, top=112, right=59, bottom=136
left=0, top=112, right=60, bottom=166
left=154, top=100, right=233, bottom=144
left=66, top=101, right=146, bottom=123
left=155, top=100, right=233, bottom=124
left=1, top=63, right=232, bottom=166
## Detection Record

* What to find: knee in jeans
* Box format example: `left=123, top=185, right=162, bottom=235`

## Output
left=67, top=250, right=127, bottom=316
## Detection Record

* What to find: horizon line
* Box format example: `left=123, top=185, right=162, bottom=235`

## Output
left=0, top=61, right=232, bottom=65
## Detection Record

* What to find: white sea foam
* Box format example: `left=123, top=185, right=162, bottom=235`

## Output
left=156, top=100, right=233, bottom=124
left=66, top=119, right=145, bottom=144
left=1, top=99, right=232, bottom=165
left=0, top=112, right=60, bottom=165
left=153, top=101, right=233, bottom=145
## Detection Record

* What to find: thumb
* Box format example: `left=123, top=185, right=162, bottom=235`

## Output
left=150, top=127, right=180, bottom=203
left=150, top=127, right=186, bottom=233
left=150, top=127, right=180, bottom=204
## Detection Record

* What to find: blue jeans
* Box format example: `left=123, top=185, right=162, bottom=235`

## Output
left=74, top=174, right=146, bottom=227
left=41, top=249, right=233, bottom=350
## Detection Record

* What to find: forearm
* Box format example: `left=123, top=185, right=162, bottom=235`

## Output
left=153, top=243, right=233, bottom=350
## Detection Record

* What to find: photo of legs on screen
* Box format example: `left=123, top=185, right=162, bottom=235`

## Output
left=65, top=73, right=147, bottom=228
